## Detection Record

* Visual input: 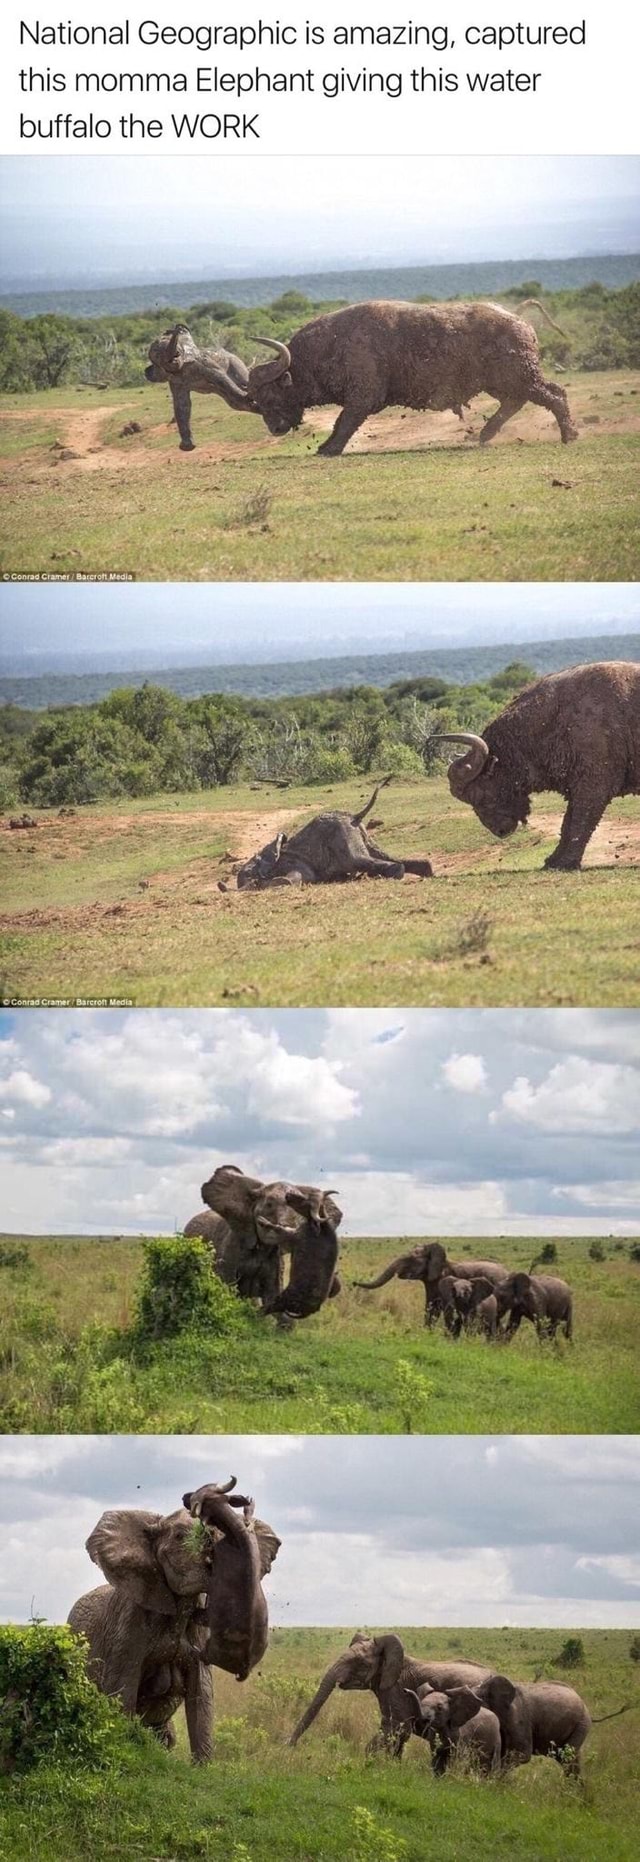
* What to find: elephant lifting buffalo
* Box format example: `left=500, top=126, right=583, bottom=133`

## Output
left=68, top=1477, right=280, bottom=1761
left=185, top=1163, right=343, bottom=1322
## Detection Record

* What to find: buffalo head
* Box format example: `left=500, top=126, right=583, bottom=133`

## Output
left=247, top=339, right=303, bottom=435
left=436, top=733, right=530, bottom=840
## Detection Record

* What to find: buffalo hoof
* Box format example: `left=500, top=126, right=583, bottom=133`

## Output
left=179, top=439, right=196, bottom=452
left=543, top=853, right=582, bottom=872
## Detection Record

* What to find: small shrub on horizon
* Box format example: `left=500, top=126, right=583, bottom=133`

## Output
left=554, top=1636, right=586, bottom=1669
left=589, top=1241, right=606, bottom=1262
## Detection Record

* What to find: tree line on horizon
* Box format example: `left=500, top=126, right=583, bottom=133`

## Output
left=0, top=662, right=533, bottom=808
left=0, top=282, right=639, bottom=393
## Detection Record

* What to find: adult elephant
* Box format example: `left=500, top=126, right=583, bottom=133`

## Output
left=288, top=1632, right=492, bottom=1757
left=354, top=1242, right=508, bottom=1325
left=496, top=1271, right=573, bottom=1341
left=68, top=1477, right=280, bottom=1761
left=196, top=1164, right=343, bottom=1321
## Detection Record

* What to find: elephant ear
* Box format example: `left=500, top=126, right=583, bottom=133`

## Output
left=446, top=1686, right=483, bottom=1730
left=471, top=1276, right=493, bottom=1305
left=373, top=1633, right=405, bottom=1690
left=424, top=1242, right=447, bottom=1282
left=477, top=1675, right=517, bottom=1720
left=512, top=1272, right=532, bottom=1297
left=254, top=1518, right=281, bottom=1575
left=201, top=1165, right=266, bottom=1230
left=86, top=1509, right=177, bottom=1615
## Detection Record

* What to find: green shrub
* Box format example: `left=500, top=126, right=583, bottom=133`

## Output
left=629, top=1635, right=640, bottom=1663
left=588, top=1241, right=606, bottom=1262
left=554, top=1636, right=585, bottom=1669
left=535, top=1242, right=558, bottom=1265
left=0, top=1245, right=31, bottom=1272
left=0, top=1626, right=126, bottom=1772
left=628, top=1242, right=640, bottom=1264
left=132, top=1235, right=243, bottom=1343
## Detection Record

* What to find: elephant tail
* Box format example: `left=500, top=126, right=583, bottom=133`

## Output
left=591, top=1702, right=635, bottom=1724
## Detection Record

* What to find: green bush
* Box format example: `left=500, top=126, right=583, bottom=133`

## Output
left=132, top=1235, right=243, bottom=1343
left=554, top=1636, right=585, bottom=1669
left=629, top=1635, right=640, bottom=1663
left=588, top=1241, right=606, bottom=1262
left=0, top=1626, right=126, bottom=1772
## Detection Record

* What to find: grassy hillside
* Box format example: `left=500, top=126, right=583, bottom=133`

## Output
left=1, top=1235, right=638, bottom=1436
left=2, top=778, right=639, bottom=1007
left=0, top=1628, right=638, bottom=1861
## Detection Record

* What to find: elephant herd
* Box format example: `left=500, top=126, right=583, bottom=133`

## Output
left=66, top=1485, right=624, bottom=1781
left=183, top=1173, right=573, bottom=1343
left=355, top=1241, right=574, bottom=1344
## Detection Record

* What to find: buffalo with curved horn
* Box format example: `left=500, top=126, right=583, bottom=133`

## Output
left=435, top=661, right=640, bottom=871
left=210, top=299, right=577, bottom=453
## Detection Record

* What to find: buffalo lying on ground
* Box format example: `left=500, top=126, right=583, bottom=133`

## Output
left=145, top=323, right=251, bottom=449
left=233, top=779, right=433, bottom=889
left=436, top=661, right=640, bottom=870
left=211, top=298, right=577, bottom=453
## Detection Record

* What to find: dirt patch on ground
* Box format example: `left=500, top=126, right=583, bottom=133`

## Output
left=2, top=372, right=638, bottom=480
left=527, top=810, right=640, bottom=866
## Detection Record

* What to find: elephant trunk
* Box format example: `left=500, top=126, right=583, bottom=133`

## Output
left=288, top=1660, right=348, bottom=1744
left=353, top=1255, right=406, bottom=1290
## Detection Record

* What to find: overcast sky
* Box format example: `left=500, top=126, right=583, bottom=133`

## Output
left=1, top=1434, right=638, bottom=1629
left=2, top=583, right=639, bottom=664
left=1, top=156, right=639, bottom=288
left=1, top=1008, right=638, bottom=1236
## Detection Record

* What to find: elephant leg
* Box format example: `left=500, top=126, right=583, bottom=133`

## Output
left=479, top=397, right=526, bottom=445
left=170, top=381, right=195, bottom=452
left=544, top=795, right=609, bottom=871
left=401, top=858, right=434, bottom=878
left=351, top=857, right=405, bottom=880
left=184, top=1657, right=214, bottom=1764
left=317, top=401, right=372, bottom=456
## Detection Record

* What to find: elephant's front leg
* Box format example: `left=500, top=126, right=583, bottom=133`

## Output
left=185, top=1657, right=214, bottom=1763
left=170, top=381, right=196, bottom=452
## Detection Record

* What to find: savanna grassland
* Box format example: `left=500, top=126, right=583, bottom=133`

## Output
left=1, top=1628, right=638, bottom=1861
left=1, top=1235, right=638, bottom=1436
left=1, top=776, right=639, bottom=1007
left=0, top=370, right=638, bottom=583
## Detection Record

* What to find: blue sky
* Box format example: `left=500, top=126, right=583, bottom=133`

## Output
left=2, top=583, right=639, bottom=662
left=1, top=1433, right=638, bottom=1628
left=1, top=1008, right=638, bottom=1236
left=1, top=155, right=639, bottom=288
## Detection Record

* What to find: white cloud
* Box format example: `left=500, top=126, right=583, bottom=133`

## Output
left=442, top=1052, right=488, bottom=1094
left=0, top=1068, right=51, bottom=1109
left=498, top=1058, right=640, bottom=1134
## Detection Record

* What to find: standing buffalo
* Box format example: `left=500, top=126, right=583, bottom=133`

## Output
left=213, top=299, right=577, bottom=453
left=145, top=323, right=251, bottom=450
left=437, top=661, right=640, bottom=870
left=234, top=779, right=433, bottom=889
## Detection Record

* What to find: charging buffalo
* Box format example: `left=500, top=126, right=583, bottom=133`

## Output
left=211, top=298, right=577, bottom=453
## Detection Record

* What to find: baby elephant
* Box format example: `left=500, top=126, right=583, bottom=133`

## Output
left=406, top=1684, right=501, bottom=1774
left=440, top=1275, right=498, bottom=1339
left=235, top=779, right=433, bottom=890
left=145, top=323, right=251, bottom=450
